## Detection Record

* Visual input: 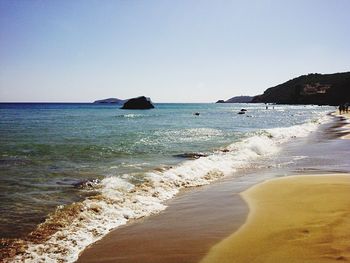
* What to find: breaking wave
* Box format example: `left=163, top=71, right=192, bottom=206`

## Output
left=9, top=115, right=330, bottom=263
left=115, top=114, right=144, bottom=118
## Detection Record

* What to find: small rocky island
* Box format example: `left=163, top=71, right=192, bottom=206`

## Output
left=121, top=96, right=154, bottom=109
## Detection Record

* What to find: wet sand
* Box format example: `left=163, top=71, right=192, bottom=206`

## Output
left=201, top=174, right=350, bottom=263
left=77, top=173, right=260, bottom=263
left=333, top=111, right=350, bottom=139
left=340, top=113, right=350, bottom=139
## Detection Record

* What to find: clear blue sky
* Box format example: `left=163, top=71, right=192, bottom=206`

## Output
left=0, top=0, right=349, bottom=102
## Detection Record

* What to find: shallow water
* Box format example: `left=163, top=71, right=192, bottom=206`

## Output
left=0, top=103, right=333, bottom=262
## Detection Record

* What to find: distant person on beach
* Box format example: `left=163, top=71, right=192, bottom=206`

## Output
left=339, top=104, right=343, bottom=114
left=345, top=103, right=349, bottom=113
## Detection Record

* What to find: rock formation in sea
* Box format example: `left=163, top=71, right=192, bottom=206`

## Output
left=121, top=96, right=154, bottom=109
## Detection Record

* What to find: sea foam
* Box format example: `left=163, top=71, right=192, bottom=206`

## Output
left=11, top=114, right=330, bottom=263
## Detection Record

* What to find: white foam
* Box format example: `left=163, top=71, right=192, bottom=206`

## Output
left=116, top=113, right=144, bottom=118
left=12, top=114, right=330, bottom=263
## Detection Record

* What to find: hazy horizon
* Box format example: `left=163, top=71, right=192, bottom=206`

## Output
left=1, top=0, right=350, bottom=103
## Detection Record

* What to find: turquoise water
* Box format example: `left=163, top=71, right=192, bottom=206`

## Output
left=0, top=103, right=332, bottom=243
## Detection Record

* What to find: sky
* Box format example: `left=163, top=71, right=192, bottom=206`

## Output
left=0, top=0, right=349, bottom=102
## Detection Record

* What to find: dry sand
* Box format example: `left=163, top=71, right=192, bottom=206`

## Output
left=200, top=174, right=350, bottom=263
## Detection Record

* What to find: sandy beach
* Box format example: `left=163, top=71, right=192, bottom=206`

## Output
left=76, top=112, right=350, bottom=263
left=76, top=174, right=253, bottom=263
left=201, top=174, right=350, bottom=263
left=2, top=2, right=350, bottom=262
left=200, top=112, right=350, bottom=263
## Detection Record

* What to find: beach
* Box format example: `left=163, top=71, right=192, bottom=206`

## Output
left=201, top=174, right=350, bottom=263
left=75, top=111, right=350, bottom=263
left=77, top=175, right=251, bottom=263
left=2, top=105, right=348, bottom=262
left=201, top=112, right=350, bottom=263
left=2, top=1, right=350, bottom=261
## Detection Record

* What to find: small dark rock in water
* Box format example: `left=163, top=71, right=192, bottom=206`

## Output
left=121, top=96, right=154, bottom=110
left=72, top=179, right=100, bottom=189
left=216, top=100, right=225, bottom=103
left=194, top=112, right=200, bottom=116
left=238, top=111, right=245, bottom=114
left=240, top=109, right=247, bottom=112
left=174, top=153, right=208, bottom=159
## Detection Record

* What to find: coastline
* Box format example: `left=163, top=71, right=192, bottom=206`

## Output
left=201, top=111, right=350, bottom=263
left=77, top=175, right=252, bottom=263
left=2, top=108, right=343, bottom=262
left=5, top=107, right=331, bottom=262
left=201, top=174, right=350, bottom=263
left=78, top=110, right=350, bottom=262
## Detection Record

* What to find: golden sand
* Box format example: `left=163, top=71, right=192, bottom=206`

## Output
left=200, top=174, right=350, bottom=263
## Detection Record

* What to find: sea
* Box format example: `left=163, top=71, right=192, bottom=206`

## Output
left=0, top=103, right=335, bottom=262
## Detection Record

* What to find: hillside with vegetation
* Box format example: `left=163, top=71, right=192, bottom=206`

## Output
left=252, top=72, right=350, bottom=105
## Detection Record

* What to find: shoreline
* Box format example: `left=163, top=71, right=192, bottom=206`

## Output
left=201, top=174, right=350, bottom=263
left=201, top=111, right=350, bottom=262
left=76, top=172, right=258, bottom=263
left=5, top=109, right=332, bottom=262
left=78, top=167, right=295, bottom=263
left=339, top=112, right=350, bottom=139
left=76, top=111, right=349, bottom=262
left=332, top=111, right=350, bottom=139
left=1, top=109, right=340, bottom=262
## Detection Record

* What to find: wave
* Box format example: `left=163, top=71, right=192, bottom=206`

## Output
left=115, top=114, right=144, bottom=119
left=9, top=115, right=330, bottom=263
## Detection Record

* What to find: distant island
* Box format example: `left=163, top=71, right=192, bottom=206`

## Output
left=216, top=96, right=253, bottom=103
left=218, top=72, right=350, bottom=106
left=252, top=72, right=350, bottom=105
left=93, top=98, right=126, bottom=104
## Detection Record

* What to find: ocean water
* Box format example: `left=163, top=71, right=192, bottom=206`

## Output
left=0, top=103, right=333, bottom=262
